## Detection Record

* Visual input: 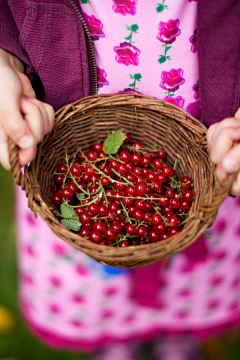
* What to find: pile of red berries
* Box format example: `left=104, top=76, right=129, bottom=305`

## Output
left=52, top=131, right=194, bottom=247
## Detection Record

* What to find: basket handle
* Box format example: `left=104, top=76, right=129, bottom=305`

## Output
left=8, top=138, right=28, bottom=191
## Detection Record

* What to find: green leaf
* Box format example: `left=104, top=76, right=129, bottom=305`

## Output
left=61, top=218, right=81, bottom=232
left=166, top=56, right=171, bottom=60
left=164, top=5, right=169, bottom=10
left=103, top=129, right=127, bottom=154
left=166, top=46, right=172, bottom=52
left=129, top=74, right=134, bottom=79
left=130, top=24, right=139, bottom=32
left=158, top=55, right=166, bottom=64
left=60, top=203, right=76, bottom=217
left=76, top=192, right=85, bottom=201
left=156, top=4, right=164, bottom=12
left=169, top=93, right=175, bottom=97
left=128, top=82, right=135, bottom=87
left=133, top=73, right=142, bottom=81
left=125, top=35, right=132, bottom=41
left=80, top=0, right=90, bottom=3
left=125, top=25, right=131, bottom=30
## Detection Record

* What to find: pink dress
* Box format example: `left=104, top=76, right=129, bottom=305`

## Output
left=16, top=0, right=240, bottom=351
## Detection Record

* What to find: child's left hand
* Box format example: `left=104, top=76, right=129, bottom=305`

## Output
left=207, top=108, right=240, bottom=195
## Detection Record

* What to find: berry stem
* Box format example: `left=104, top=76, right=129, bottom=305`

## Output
left=111, top=168, right=134, bottom=185
left=176, top=212, right=195, bottom=227
left=65, top=151, right=90, bottom=196
left=121, top=201, right=132, bottom=224
left=80, top=151, right=130, bottom=186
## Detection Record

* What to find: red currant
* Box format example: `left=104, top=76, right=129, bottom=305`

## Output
left=153, top=159, right=164, bottom=169
left=57, top=164, right=67, bottom=174
left=52, top=190, right=62, bottom=205
left=119, top=149, right=131, bottom=163
left=126, top=224, right=137, bottom=235
left=70, top=163, right=82, bottom=177
left=93, top=143, right=103, bottom=152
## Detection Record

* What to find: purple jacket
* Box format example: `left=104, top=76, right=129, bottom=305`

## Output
left=1, top=0, right=240, bottom=128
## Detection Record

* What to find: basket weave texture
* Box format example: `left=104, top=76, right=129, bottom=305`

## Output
left=9, top=94, right=235, bottom=268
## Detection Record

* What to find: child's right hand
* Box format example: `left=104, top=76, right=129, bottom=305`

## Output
left=0, top=48, right=55, bottom=170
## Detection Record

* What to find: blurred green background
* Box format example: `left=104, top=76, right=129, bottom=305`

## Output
left=0, top=166, right=240, bottom=360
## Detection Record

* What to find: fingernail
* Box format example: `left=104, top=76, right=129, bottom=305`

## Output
left=18, top=135, right=35, bottom=149
left=222, top=158, right=239, bottom=173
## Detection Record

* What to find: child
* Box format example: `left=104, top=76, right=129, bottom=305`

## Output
left=1, top=0, right=240, bottom=359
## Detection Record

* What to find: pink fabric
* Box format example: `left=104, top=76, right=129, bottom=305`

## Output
left=22, top=300, right=240, bottom=352
left=15, top=0, right=240, bottom=352
left=131, top=262, right=164, bottom=308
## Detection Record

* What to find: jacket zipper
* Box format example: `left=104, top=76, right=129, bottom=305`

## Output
left=67, top=0, right=98, bottom=95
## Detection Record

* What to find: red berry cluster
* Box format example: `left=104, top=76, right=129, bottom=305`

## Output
left=52, top=133, right=194, bottom=247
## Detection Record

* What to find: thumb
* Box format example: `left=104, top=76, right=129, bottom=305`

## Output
left=235, top=107, right=240, bottom=119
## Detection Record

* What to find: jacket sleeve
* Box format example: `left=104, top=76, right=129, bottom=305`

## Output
left=0, top=0, right=32, bottom=71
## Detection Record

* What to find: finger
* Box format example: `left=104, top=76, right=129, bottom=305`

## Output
left=221, top=142, right=240, bottom=174
left=17, top=71, right=36, bottom=98
left=21, top=97, right=55, bottom=141
left=230, top=170, right=240, bottom=195
left=208, top=127, right=240, bottom=164
left=20, top=96, right=46, bottom=143
left=207, top=117, right=240, bottom=147
left=0, top=94, right=35, bottom=150
left=42, top=102, right=55, bottom=134
left=215, top=161, right=228, bottom=183
left=18, top=147, right=38, bottom=166
left=235, top=107, right=240, bottom=119
left=0, top=125, right=11, bottom=170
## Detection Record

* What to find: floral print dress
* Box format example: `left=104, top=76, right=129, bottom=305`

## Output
left=16, top=0, right=240, bottom=351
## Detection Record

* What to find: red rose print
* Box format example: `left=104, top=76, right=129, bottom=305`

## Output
left=207, top=299, right=220, bottom=310
left=212, top=250, right=227, bottom=261
left=160, top=68, right=185, bottom=92
left=112, top=0, right=138, bottom=16
left=114, top=42, right=140, bottom=66
left=72, top=294, right=85, bottom=303
left=70, top=319, right=84, bottom=327
left=26, top=213, right=38, bottom=226
left=157, top=19, right=181, bottom=44
left=104, top=287, right=118, bottom=296
left=209, top=275, right=224, bottom=286
left=26, top=244, right=35, bottom=257
left=193, top=81, right=199, bottom=99
left=53, top=243, right=67, bottom=256
left=178, top=288, right=192, bottom=297
left=118, top=88, right=142, bottom=94
left=213, top=218, right=227, bottom=233
left=163, top=95, right=184, bottom=108
left=97, top=67, right=109, bottom=88
left=76, top=264, right=89, bottom=276
left=21, top=272, right=35, bottom=285
left=186, top=100, right=201, bottom=120
left=176, top=310, right=189, bottom=318
left=101, top=309, right=115, bottom=319
left=123, top=314, right=136, bottom=323
left=190, top=29, right=197, bottom=53
left=49, top=303, right=61, bottom=313
left=50, top=276, right=62, bottom=287
left=83, top=13, right=105, bottom=41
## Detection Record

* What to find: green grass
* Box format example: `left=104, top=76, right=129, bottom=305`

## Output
left=0, top=166, right=240, bottom=360
left=0, top=166, right=88, bottom=360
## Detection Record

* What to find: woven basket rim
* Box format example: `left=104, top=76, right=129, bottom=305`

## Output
left=9, top=94, right=236, bottom=267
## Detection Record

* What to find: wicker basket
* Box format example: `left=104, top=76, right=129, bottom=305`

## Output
left=9, top=94, right=235, bottom=268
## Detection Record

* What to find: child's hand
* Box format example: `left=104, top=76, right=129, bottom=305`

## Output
left=207, top=108, right=240, bottom=195
left=0, top=48, right=55, bottom=170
